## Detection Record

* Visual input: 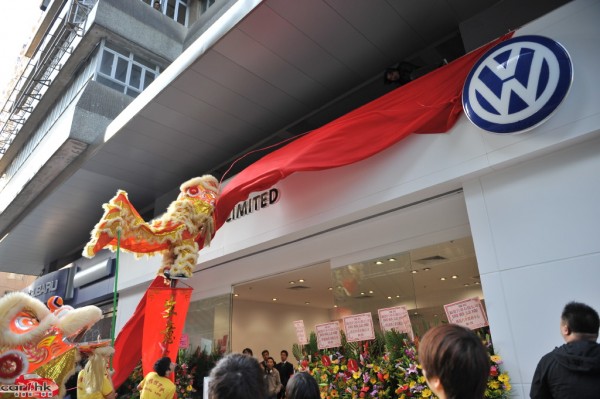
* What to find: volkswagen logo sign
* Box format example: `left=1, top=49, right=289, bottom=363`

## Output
left=462, top=35, right=573, bottom=134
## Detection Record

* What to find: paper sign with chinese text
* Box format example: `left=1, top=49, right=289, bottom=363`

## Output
left=342, top=313, right=375, bottom=342
left=293, top=320, right=308, bottom=345
left=315, top=321, right=341, bottom=349
left=377, top=305, right=414, bottom=340
left=444, top=297, right=488, bottom=329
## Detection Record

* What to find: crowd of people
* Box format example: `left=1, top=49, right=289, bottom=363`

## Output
left=71, top=301, right=599, bottom=399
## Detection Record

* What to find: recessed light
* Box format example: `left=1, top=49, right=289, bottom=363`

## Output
left=299, top=279, right=305, bottom=283
left=289, top=281, right=295, bottom=284
left=305, top=301, right=310, bottom=305
left=234, top=294, right=239, bottom=297
left=388, top=258, right=396, bottom=262
left=387, top=296, right=392, bottom=299
left=434, top=314, right=438, bottom=317
left=375, top=261, right=383, bottom=265
left=396, top=295, right=400, bottom=298
left=360, top=292, right=365, bottom=295
left=414, top=312, right=419, bottom=315
left=424, top=268, right=431, bottom=271
left=440, top=277, right=446, bottom=281
left=328, top=287, right=333, bottom=290
left=368, top=290, right=373, bottom=294
left=272, top=298, right=277, bottom=301
left=452, top=275, right=458, bottom=279
left=475, top=281, right=480, bottom=285
left=464, top=283, right=469, bottom=287
left=411, top=270, right=417, bottom=274
left=334, top=305, right=338, bottom=308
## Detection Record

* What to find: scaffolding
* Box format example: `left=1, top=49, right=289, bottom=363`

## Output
left=0, top=0, right=96, bottom=158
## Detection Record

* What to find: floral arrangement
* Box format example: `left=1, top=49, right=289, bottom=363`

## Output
left=294, top=329, right=511, bottom=399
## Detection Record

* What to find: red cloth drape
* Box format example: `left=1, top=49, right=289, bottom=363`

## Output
left=111, top=277, right=192, bottom=389
left=214, top=33, right=513, bottom=229
left=142, top=286, right=192, bottom=377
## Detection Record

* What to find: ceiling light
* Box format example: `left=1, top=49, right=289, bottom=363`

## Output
left=305, top=301, right=310, bottom=305
left=334, top=305, right=338, bottom=308
left=289, top=281, right=295, bottom=284
left=387, top=296, right=392, bottom=299
left=434, top=314, right=438, bottom=317
left=272, top=298, right=277, bottom=301
left=440, top=277, right=446, bottom=281
left=375, top=261, right=383, bottom=265
left=328, top=287, right=333, bottom=291
left=423, top=267, right=431, bottom=271
left=464, top=283, right=469, bottom=287
left=475, top=281, right=480, bottom=285
left=411, top=270, right=417, bottom=274
left=388, top=258, right=396, bottom=262
left=234, top=293, right=239, bottom=297
left=452, top=275, right=458, bottom=279
left=396, top=295, right=400, bottom=298
left=298, top=279, right=305, bottom=283
left=360, top=292, right=365, bottom=295
left=414, top=312, right=419, bottom=315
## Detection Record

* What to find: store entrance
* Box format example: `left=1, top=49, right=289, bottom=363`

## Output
left=230, top=236, right=485, bottom=357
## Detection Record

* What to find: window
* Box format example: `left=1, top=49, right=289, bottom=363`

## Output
left=200, top=0, right=216, bottom=14
left=142, top=0, right=188, bottom=26
left=95, top=42, right=160, bottom=98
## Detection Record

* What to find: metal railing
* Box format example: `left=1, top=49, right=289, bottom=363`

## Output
left=0, top=0, right=97, bottom=158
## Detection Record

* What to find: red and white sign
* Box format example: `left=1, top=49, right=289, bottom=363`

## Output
left=315, top=321, right=341, bottom=349
left=378, top=305, right=414, bottom=340
left=342, top=312, right=375, bottom=342
left=293, top=320, right=308, bottom=345
left=444, top=297, right=488, bottom=330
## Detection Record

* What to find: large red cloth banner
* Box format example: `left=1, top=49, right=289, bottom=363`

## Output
left=214, top=33, right=513, bottom=229
left=142, top=285, right=192, bottom=377
left=111, top=277, right=192, bottom=389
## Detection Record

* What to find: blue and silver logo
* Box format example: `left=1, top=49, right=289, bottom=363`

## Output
left=462, top=35, right=573, bottom=134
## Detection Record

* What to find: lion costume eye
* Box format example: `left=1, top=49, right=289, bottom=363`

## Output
left=186, top=187, right=200, bottom=197
left=14, top=312, right=39, bottom=332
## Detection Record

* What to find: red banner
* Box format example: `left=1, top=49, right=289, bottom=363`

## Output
left=142, top=286, right=192, bottom=377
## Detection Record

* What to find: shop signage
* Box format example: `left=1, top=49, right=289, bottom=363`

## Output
left=293, top=320, right=308, bottom=345
left=315, top=321, right=341, bottom=349
left=444, top=297, right=488, bottom=330
left=24, top=267, right=74, bottom=303
left=378, top=305, right=414, bottom=340
left=226, top=188, right=280, bottom=222
left=343, top=312, right=375, bottom=342
left=463, top=35, right=573, bottom=134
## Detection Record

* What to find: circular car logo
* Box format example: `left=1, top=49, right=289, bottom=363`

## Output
left=462, top=35, right=573, bottom=134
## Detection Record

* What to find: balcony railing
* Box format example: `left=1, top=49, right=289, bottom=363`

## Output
left=0, top=0, right=97, bottom=158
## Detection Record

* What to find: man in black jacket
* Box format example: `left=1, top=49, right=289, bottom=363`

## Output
left=275, top=350, right=294, bottom=398
left=530, top=301, right=600, bottom=399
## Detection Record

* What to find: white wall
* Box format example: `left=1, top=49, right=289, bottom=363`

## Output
left=464, top=134, right=600, bottom=399
left=232, top=298, right=331, bottom=363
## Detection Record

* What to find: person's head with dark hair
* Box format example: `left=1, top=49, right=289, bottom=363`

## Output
left=154, top=357, right=175, bottom=377
left=286, top=372, right=320, bottom=399
left=261, top=349, right=269, bottom=359
left=419, top=324, right=489, bottom=399
left=265, top=356, right=276, bottom=370
left=208, top=353, right=265, bottom=399
left=242, top=347, right=253, bottom=356
left=561, top=301, right=599, bottom=341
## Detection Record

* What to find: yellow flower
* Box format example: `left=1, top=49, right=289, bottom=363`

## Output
left=320, top=374, right=328, bottom=382
left=418, top=376, right=426, bottom=384
left=373, top=365, right=380, bottom=372
left=333, top=365, right=339, bottom=373
left=490, top=355, right=501, bottom=363
left=409, top=381, right=416, bottom=388
left=422, top=388, right=433, bottom=398
left=353, top=371, right=361, bottom=380
left=370, top=376, right=377, bottom=384
left=498, top=373, right=509, bottom=383
left=341, top=365, right=347, bottom=371
left=488, top=380, right=500, bottom=389
left=504, top=382, right=512, bottom=391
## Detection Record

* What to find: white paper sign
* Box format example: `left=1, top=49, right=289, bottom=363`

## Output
left=377, top=305, right=414, bottom=340
left=444, top=297, right=488, bottom=330
left=342, top=312, right=375, bottom=342
left=315, top=321, right=342, bottom=349
left=293, top=320, right=308, bottom=345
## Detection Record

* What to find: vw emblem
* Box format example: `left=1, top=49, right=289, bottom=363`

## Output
left=462, top=35, right=573, bottom=134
